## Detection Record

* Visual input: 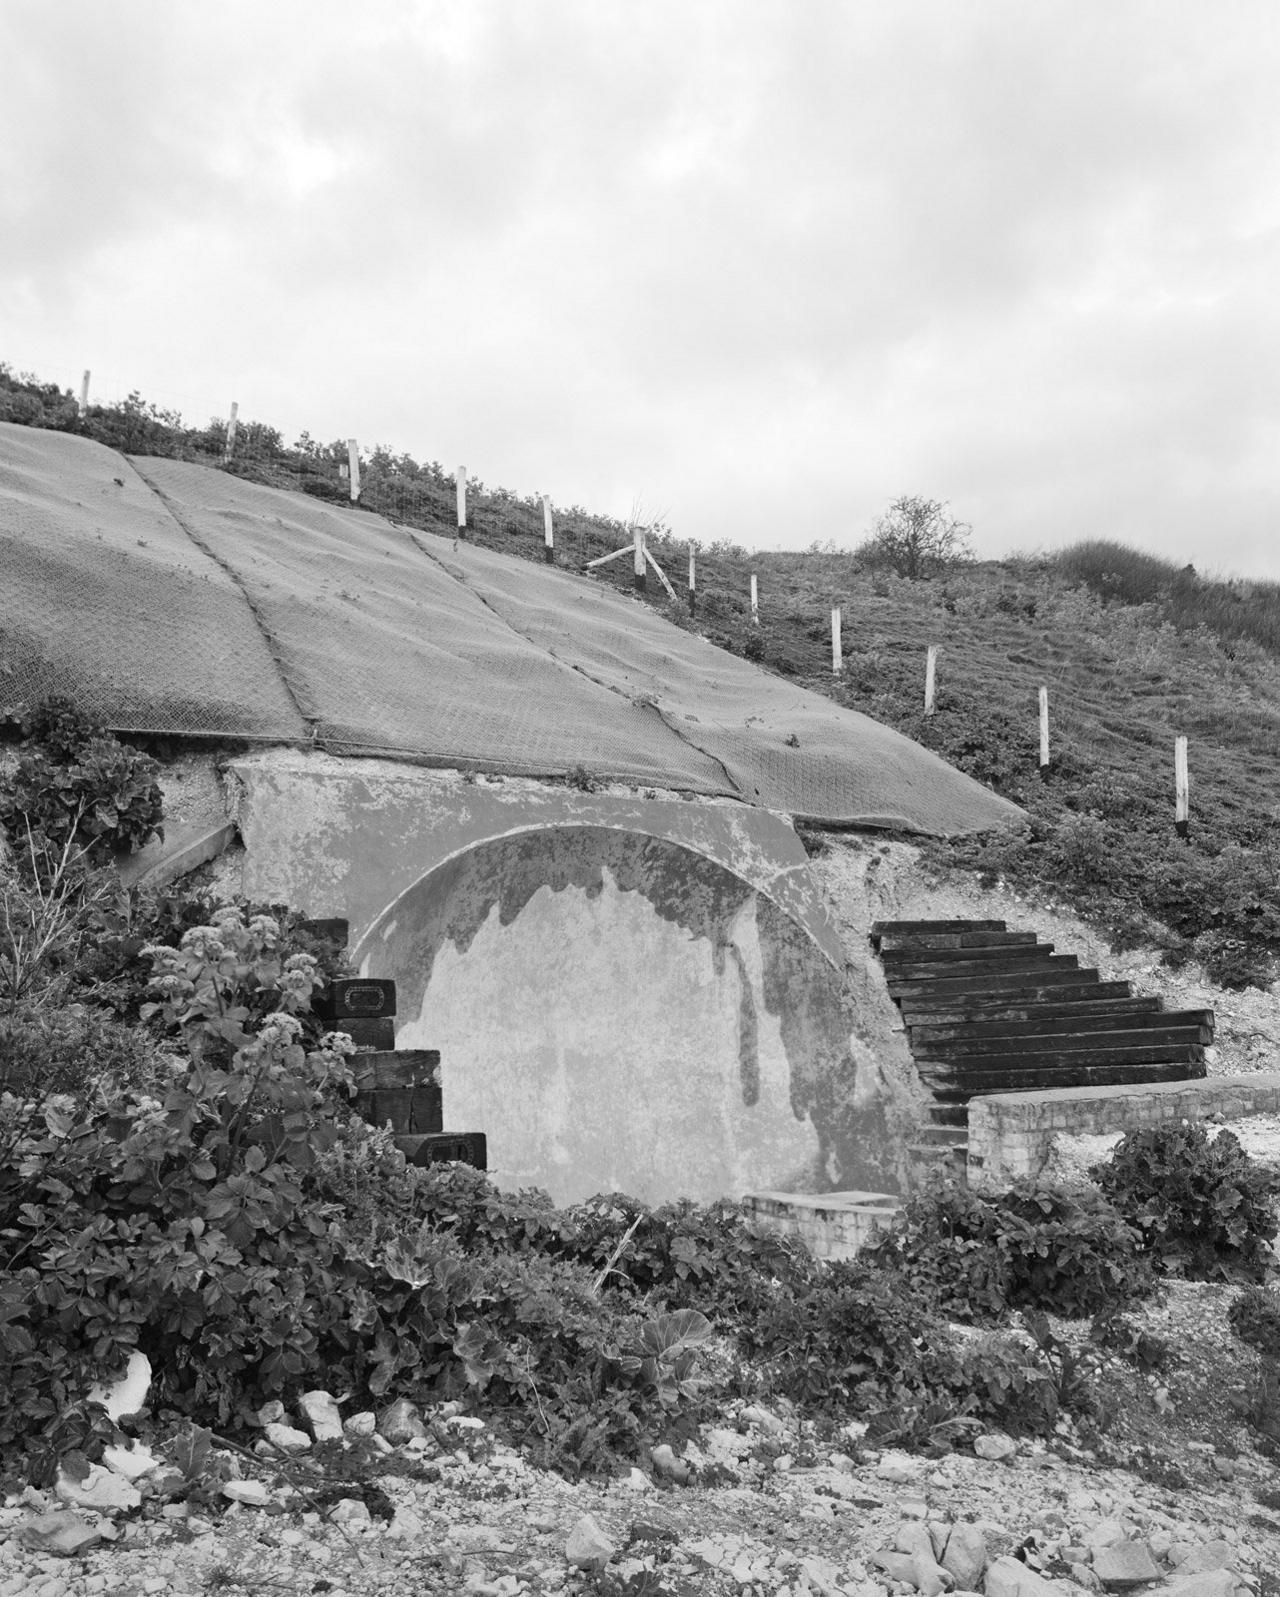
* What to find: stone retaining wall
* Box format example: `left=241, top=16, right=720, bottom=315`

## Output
left=968, top=1074, right=1280, bottom=1189
left=741, top=1191, right=900, bottom=1261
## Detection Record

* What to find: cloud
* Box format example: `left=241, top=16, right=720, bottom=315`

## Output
left=2, top=0, right=1277, bottom=573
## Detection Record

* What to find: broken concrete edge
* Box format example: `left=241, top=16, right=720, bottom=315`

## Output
left=967, top=1072, right=1280, bottom=1190
left=117, top=819, right=238, bottom=892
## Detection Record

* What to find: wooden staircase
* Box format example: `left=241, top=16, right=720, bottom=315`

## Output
left=871, top=918, right=1212, bottom=1175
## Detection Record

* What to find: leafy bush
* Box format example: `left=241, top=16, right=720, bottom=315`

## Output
left=1092, top=1122, right=1280, bottom=1281
left=0, top=1005, right=165, bottom=1099
left=1229, top=1286, right=1280, bottom=1358
left=863, top=1176, right=1152, bottom=1322
left=0, top=698, right=162, bottom=862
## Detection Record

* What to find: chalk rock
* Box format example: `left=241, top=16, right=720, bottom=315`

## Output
left=942, top=1523, right=990, bottom=1588
left=377, top=1398, right=427, bottom=1444
left=1092, top=1539, right=1161, bottom=1587
left=329, top=1497, right=371, bottom=1524
left=87, top=1350, right=152, bottom=1421
left=623, top=1468, right=652, bottom=1491
left=344, top=1411, right=377, bottom=1437
left=1084, top=1518, right=1130, bottom=1553
left=222, top=1479, right=272, bottom=1507
left=298, top=1389, right=344, bottom=1442
left=386, top=1505, right=425, bottom=1541
left=17, top=1509, right=115, bottom=1556
left=1159, top=1575, right=1239, bottom=1597
left=983, top=1554, right=1062, bottom=1596
left=876, top=1449, right=922, bottom=1483
left=741, top=1404, right=786, bottom=1435
left=799, top=1554, right=846, bottom=1596
left=1174, top=1542, right=1237, bottom=1576
left=264, top=1421, right=311, bottom=1454
left=102, top=1442, right=160, bottom=1482
left=973, top=1432, right=1018, bottom=1461
left=255, top=1400, right=286, bottom=1426
left=55, top=1464, right=141, bottom=1515
left=649, top=1443, right=691, bottom=1484
left=565, top=1513, right=614, bottom=1571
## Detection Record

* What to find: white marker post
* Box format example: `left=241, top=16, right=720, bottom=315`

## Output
left=634, top=522, right=647, bottom=592
left=542, top=495, right=554, bottom=563
left=1039, top=685, right=1050, bottom=777
left=1175, top=734, right=1190, bottom=837
left=750, top=574, right=759, bottom=626
left=924, top=644, right=937, bottom=716
left=688, top=549, right=697, bottom=615
left=224, top=401, right=239, bottom=463
left=457, top=466, right=467, bottom=539
left=831, top=606, right=843, bottom=675
left=78, top=369, right=91, bottom=416
left=346, top=439, right=361, bottom=502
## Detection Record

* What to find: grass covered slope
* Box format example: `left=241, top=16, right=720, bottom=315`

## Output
left=4, top=361, right=1279, bottom=984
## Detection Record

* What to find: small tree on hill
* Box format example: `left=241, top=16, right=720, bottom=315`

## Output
left=859, top=496, right=972, bottom=580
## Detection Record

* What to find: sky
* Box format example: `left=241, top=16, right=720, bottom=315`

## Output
left=2, top=1, right=1278, bottom=576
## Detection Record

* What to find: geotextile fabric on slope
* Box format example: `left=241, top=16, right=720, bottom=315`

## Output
left=0, top=423, right=1024, bottom=836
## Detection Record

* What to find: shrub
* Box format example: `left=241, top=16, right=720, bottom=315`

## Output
left=863, top=1176, right=1151, bottom=1322
left=1092, top=1122, right=1280, bottom=1281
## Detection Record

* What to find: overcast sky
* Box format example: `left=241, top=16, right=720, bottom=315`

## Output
left=3, top=1, right=1277, bottom=576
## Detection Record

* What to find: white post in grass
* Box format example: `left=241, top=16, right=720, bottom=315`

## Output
left=750, top=573, right=759, bottom=626
left=831, top=606, right=843, bottom=674
left=633, top=522, right=647, bottom=591
left=457, top=466, right=467, bottom=538
left=78, top=369, right=91, bottom=415
left=1175, top=734, right=1190, bottom=837
left=1039, top=685, right=1050, bottom=776
left=924, top=644, right=937, bottom=716
left=542, top=495, right=554, bottom=563
left=346, top=439, right=361, bottom=502
left=688, top=549, right=697, bottom=615
left=223, top=401, right=239, bottom=462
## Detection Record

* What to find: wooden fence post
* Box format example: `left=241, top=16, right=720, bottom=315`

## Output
left=924, top=645, right=937, bottom=716
left=1175, top=735, right=1189, bottom=837
left=832, top=606, right=843, bottom=674
left=223, top=401, right=239, bottom=463
left=750, top=574, right=759, bottom=626
left=542, top=496, right=554, bottom=563
left=457, top=466, right=467, bottom=539
left=688, top=549, right=697, bottom=616
left=78, top=370, right=91, bottom=415
left=346, top=440, right=361, bottom=502
left=1039, top=685, right=1050, bottom=776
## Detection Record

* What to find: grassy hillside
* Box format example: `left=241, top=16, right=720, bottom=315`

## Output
left=4, top=362, right=1280, bottom=987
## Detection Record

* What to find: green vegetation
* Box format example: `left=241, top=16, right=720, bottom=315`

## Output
left=4, top=358, right=1280, bottom=993
left=2, top=698, right=1277, bottom=1486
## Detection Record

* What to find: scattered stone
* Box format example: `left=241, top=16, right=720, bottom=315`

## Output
left=741, top=1403, right=786, bottom=1435
left=386, top=1505, right=425, bottom=1541
left=982, top=1554, right=1063, bottom=1596
left=344, top=1410, right=377, bottom=1437
left=798, top=1553, right=845, bottom=1595
left=377, top=1398, right=427, bottom=1444
left=941, top=1523, right=989, bottom=1588
left=649, top=1443, right=691, bottom=1485
left=16, top=1509, right=114, bottom=1556
left=973, top=1433, right=1018, bottom=1462
left=1159, top=1574, right=1240, bottom=1597
left=54, top=1465, right=141, bottom=1515
left=86, top=1351, right=152, bottom=1421
left=875, top=1450, right=922, bottom=1483
left=101, top=1442, right=159, bottom=1482
left=565, top=1513, right=614, bottom=1571
left=1092, top=1539, right=1161, bottom=1588
left=448, top=1525, right=515, bottom=1554
left=263, top=1421, right=311, bottom=1454
left=255, top=1399, right=286, bottom=1426
left=329, top=1498, right=371, bottom=1524
left=221, top=1480, right=272, bottom=1507
left=297, top=1389, right=344, bottom=1442
left=1175, top=1541, right=1238, bottom=1576
left=623, top=1468, right=651, bottom=1491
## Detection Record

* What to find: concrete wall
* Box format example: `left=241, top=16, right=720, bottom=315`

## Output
left=225, top=752, right=904, bottom=1207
